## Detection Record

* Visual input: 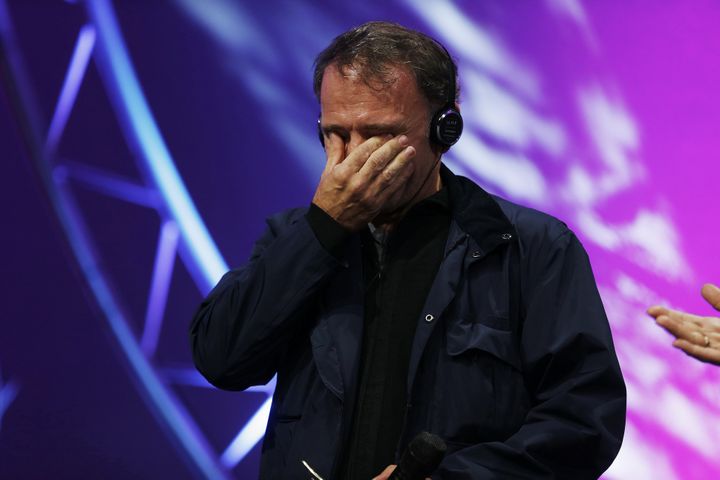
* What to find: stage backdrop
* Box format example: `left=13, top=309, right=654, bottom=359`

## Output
left=1, top=0, right=718, bottom=478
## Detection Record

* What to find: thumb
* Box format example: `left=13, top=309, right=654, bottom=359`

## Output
left=372, top=464, right=397, bottom=480
left=702, top=283, right=720, bottom=312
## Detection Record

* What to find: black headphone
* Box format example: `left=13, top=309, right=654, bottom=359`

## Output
left=317, top=45, right=463, bottom=150
left=428, top=42, right=463, bottom=149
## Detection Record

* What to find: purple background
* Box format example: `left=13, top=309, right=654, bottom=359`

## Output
left=1, top=0, right=719, bottom=478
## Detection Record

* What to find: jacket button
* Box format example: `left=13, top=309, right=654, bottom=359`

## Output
left=425, top=314, right=434, bottom=322
left=471, top=251, right=481, bottom=258
left=501, top=233, right=512, bottom=240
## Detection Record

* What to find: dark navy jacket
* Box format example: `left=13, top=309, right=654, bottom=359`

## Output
left=190, top=166, right=626, bottom=479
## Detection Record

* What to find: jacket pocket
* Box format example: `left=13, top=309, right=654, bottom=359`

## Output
left=428, top=317, right=526, bottom=444
left=446, top=318, right=521, bottom=371
left=261, top=414, right=302, bottom=478
left=275, top=413, right=302, bottom=423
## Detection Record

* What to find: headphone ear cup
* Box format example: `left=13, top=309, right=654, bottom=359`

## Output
left=430, top=107, right=463, bottom=149
left=317, top=117, right=325, bottom=147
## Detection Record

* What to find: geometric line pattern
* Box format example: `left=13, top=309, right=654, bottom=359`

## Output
left=0, top=0, right=272, bottom=476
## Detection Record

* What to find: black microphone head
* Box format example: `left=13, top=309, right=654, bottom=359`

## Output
left=409, top=432, right=446, bottom=467
left=390, top=432, right=447, bottom=480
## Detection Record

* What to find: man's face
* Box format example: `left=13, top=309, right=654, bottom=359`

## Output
left=318, top=63, right=442, bottom=220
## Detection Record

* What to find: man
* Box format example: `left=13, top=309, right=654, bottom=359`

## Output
left=648, top=283, right=720, bottom=365
left=190, top=22, right=626, bottom=479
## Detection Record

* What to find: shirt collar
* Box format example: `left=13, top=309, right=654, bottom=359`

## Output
left=440, top=163, right=517, bottom=254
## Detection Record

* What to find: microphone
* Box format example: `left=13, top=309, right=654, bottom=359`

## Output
left=389, top=432, right=447, bottom=480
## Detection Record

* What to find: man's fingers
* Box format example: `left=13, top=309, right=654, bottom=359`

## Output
left=358, top=135, right=409, bottom=177
left=673, top=339, right=720, bottom=366
left=324, top=132, right=344, bottom=169
left=373, top=147, right=416, bottom=205
left=702, top=283, right=720, bottom=312
left=344, top=135, right=392, bottom=172
left=377, top=145, right=416, bottom=187
left=371, top=464, right=397, bottom=480
left=346, top=139, right=415, bottom=205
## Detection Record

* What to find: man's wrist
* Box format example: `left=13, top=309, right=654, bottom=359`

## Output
left=306, top=203, right=352, bottom=258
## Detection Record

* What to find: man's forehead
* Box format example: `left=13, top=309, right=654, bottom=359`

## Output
left=321, top=61, right=414, bottom=96
left=319, top=61, right=430, bottom=129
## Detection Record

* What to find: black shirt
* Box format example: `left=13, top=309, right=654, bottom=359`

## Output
left=307, top=189, right=450, bottom=479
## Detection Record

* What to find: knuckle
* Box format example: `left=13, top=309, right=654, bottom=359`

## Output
left=368, top=136, right=385, bottom=150
left=348, top=177, right=366, bottom=197
left=381, top=168, right=395, bottom=183
left=366, top=155, right=383, bottom=173
left=335, top=164, right=352, bottom=178
left=398, top=162, right=414, bottom=178
left=347, top=185, right=361, bottom=200
left=372, top=135, right=387, bottom=146
left=360, top=190, right=375, bottom=205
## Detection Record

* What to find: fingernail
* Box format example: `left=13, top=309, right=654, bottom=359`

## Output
left=406, top=146, right=416, bottom=156
left=398, top=135, right=408, bottom=146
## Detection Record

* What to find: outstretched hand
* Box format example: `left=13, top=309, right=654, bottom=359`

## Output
left=648, top=283, right=720, bottom=366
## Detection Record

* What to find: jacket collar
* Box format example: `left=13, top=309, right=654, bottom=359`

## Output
left=440, top=164, right=517, bottom=255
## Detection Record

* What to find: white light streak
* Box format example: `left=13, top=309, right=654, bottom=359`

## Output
left=221, top=396, right=273, bottom=468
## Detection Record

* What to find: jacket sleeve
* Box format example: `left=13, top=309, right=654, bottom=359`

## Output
left=434, top=230, right=626, bottom=479
left=189, top=209, right=346, bottom=391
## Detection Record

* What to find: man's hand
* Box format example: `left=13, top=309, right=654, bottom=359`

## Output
left=372, top=464, right=397, bottom=480
left=648, top=283, right=720, bottom=366
left=372, top=464, right=431, bottom=480
left=312, top=133, right=416, bottom=231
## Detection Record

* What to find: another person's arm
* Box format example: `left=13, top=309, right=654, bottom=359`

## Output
left=648, top=283, right=720, bottom=366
